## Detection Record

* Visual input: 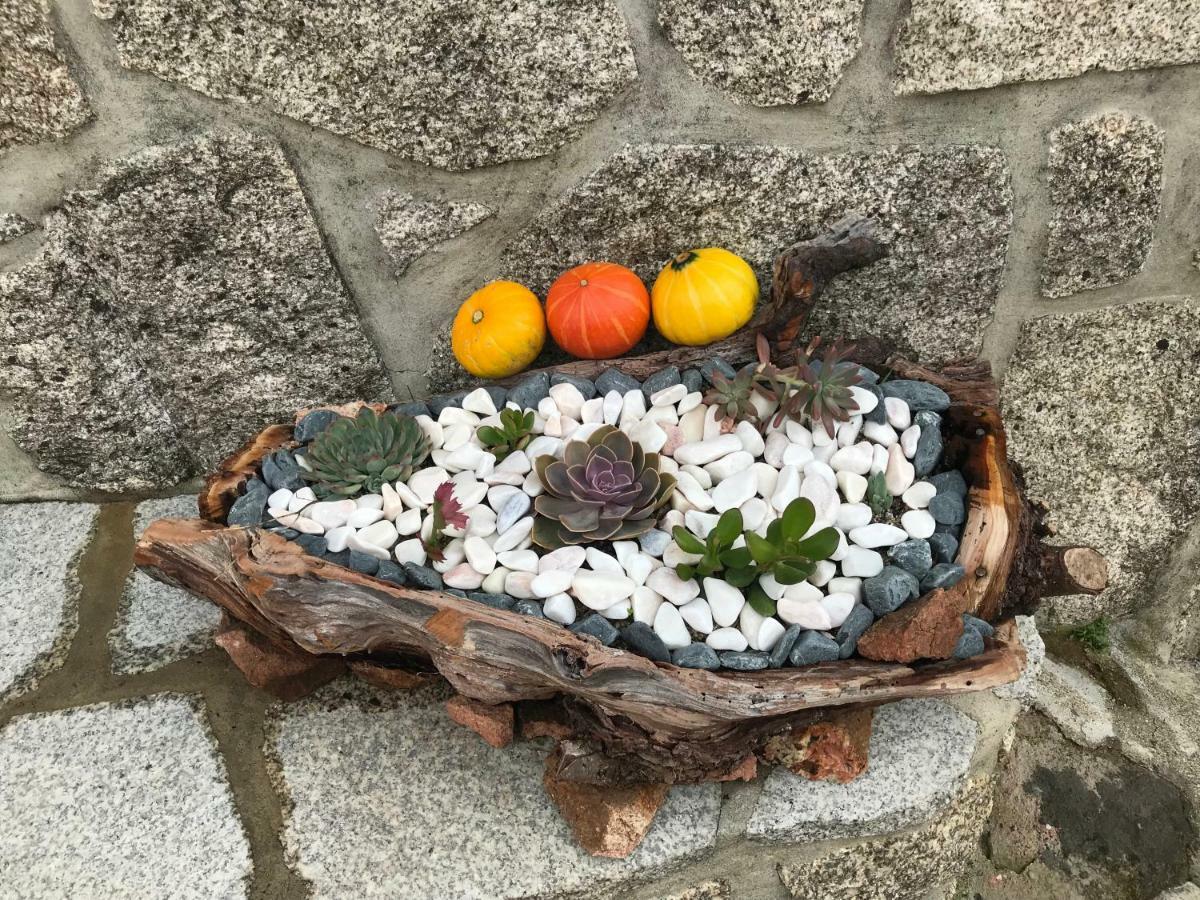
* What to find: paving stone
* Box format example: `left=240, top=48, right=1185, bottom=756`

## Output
left=502, top=144, right=1012, bottom=361
left=0, top=0, right=91, bottom=154
left=777, top=775, right=993, bottom=900
left=267, top=681, right=720, bottom=898
left=1032, top=658, right=1115, bottom=749
left=96, top=0, right=637, bottom=171
left=894, top=0, right=1200, bottom=95
left=1043, top=113, right=1165, bottom=298
left=993, top=615, right=1045, bottom=707
left=370, top=192, right=493, bottom=277
left=746, top=699, right=977, bottom=843
left=658, top=0, right=864, bottom=105
left=0, top=212, right=35, bottom=242
left=109, top=495, right=220, bottom=674
left=0, top=694, right=252, bottom=896
left=1002, top=300, right=1200, bottom=625
left=0, top=502, right=97, bottom=702
left=0, top=131, right=389, bottom=492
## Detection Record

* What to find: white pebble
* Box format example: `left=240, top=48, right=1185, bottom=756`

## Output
left=306, top=499, right=356, bottom=530
left=771, top=465, right=802, bottom=512
left=752, top=462, right=779, bottom=498
left=443, top=563, right=484, bottom=590
left=734, top=420, right=765, bottom=456
left=757, top=617, right=786, bottom=652
left=633, top=586, right=664, bottom=624
left=849, top=522, right=908, bottom=548
left=848, top=385, right=878, bottom=415
left=901, top=509, right=937, bottom=539
left=624, top=552, right=655, bottom=586
left=543, top=593, right=577, bottom=625
left=837, top=415, right=864, bottom=448
left=268, top=488, right=294, bottom=509
left=821, top=592, right=857, bottom=628
left=463, top=535, right=496, bottom=574
left=758, top=572, right=786, bottom=600
left=654, top=602, right=691, bottom=649
left=393, top=538, right=426, bottom=566
left=601, top=601, right=632, bottom=620
left=347, top=507, right=384, bottom=529
left=885, top=396, right=912, bottom=430
left=548, top=383, right=585, bottom=420
left=739, top=497, right=769, bottom=531
left=871, top=444, right=889, bottom=475
left=539, top=545, right=586, bottom=573
left=829, top=443, right=873, bottom=476
left=778, top=597, right=831, bottom=630
left=651, top=384, right=688, bottom=407
left=465, top=505, right=496, bottom=538
left=885, top=444, right=916, bottom=495
left=862, top=421, right=898, bottom=447
left=408, top=468, right=450, bottom=505
left=380, top=483, right=404, bottom=520
left=394, top=508, right=422, bottom=536
left=629, top=418, right=668, bottom=454
left=481, top=566, right=508, bottom=594
left=492, top=517, right=533, bottom=553
left=679, top=405, right=706, bottom=443
left=325, top=525, right=354, bottom=553
left=827, top=576, right=862, bottom=601
left=675, top=470, right=714, bottom=511
left=438, top=407, right=479, bottom=429
left=799, top=474, right=839, bottom=526
left=712, top=468, right=756, bottom=513
left=785, top=420, right=813, bottom=447
left=356, top=519, right=399, bottom=549
left=679, top=597, right=714, bottom=634
left=495, top=492, right=532, bottom=534
left=706, top=627, right=748, bottom=652
left=739, top=603, right=767, bottom=650
left=902, top=481, right=937, bottom=509
left=674, top=434, right=742, bottom=466
left=462, top=387, right=497, bottom=416
left=580, top=397, right=604, bottom=424
left=763, top=431, right=789, bottom=467
left=841, top=546, right=884, bottom=577
left=602, top=391, right=623, bottom=425
left=497, top=549, right=538, bottom=573
left=836, top=502, right=872, bottom=531
left=703, top=577, right=745, bottom=627
left=348, top=534, right=390, bottom=560
left=900, top=424, right=921, bottom=459
left=585, top=547, right=623, bottom=574
left=809, top=559, right=837, bottom=587
left=415, top=416, right=444, bottom=450
left=572, top=570, right=636, bottom=610
left=647, top=567, right=701, bottom=605
left=837, top=470, right=868, bottom=504
left=705, top=450, right=753, bottom=483
left=782, top=443, right=814, bottom=468
left=532, top=569, right=573, bottom=598
left=678, top=391, right=703, bottom=415
left=504, top=570, right=536, bottom=599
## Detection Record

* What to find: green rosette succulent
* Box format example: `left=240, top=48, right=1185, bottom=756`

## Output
left=531, top=425, right=676, bottom=549
left=301, top=407, right=431, bottom=498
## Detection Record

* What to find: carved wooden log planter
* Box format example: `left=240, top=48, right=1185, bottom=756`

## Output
left=134, top=217, right=1107, bottom=856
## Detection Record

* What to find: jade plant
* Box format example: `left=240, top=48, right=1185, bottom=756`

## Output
left=531, top=425, right=676, bottom=549
left=704, top=333, right=864, bottom=436
left=302, top=407, right=430, bottom=499
left=477, top=408, right=535, bottom=461
left=672, top=498, right=840, bottom=616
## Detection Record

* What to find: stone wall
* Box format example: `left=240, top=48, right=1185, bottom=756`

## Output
left=3, top=3, right=1199, bottom=617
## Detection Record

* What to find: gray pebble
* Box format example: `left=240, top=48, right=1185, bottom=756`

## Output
left=468, top=591, right=516, bottom=610
left=621, top=622, right=671, bottom=662
left=856, top=366, right=880, bottom=384
left=928, top=470, right=967, bottom=497
left=388, top=401, right=430, bottom=418
left=324, top=549, right=351, bottom=567
left=428, top=391, right=467, bottom=417
left=226, top=478, right=270, bottom=527
left=268, top=526, right=300, bottom=539
left=888, top=539, right=933, bottom=577
left=513, top=599, right=545, bottom=618
left=913, top=423, right=943, bottom=477
left=595, top=367, right=641, bottom=396
left=550, top=372, right=597, bottom=400
left=768, top=623, right=803, bottom=668
left=952, top=625, right=985, bottom=659
left=508, top=371, right=550, bottom=410
left=262, top=449, right=304, bottom=491
left=638, top=529, right=671, bottom=558
left=719, top=650, right=770, bottom=671
left=928, top=532, right=959, bottom=565
left=347, top=550, right=380, bottom=575
left=294, top=533, right=327, bottom=556
left=836, top=604, right=875, bottom=659
left=294, top=409, right=341, bottom=443
left=402, top=563, right=443, bottom=590
left=863, top=382, right=887, bottom=424
left=921, top=563, right=966, bottom=592
left=445, top=588, right=467, bottom=598
left=483, top=385, right=509, bottom=409
left=641, top=366, right=681, bottom=399
left=681, top=368, right=703, bottom=393
left=863, top=566, right=921, bottom=616
left=672, top=642, right=721, bottom=670
left=881, top=379, right=951, bottom=412
left=374, top=560, right=407, bottom=585
left=963, top=614, right=994, bottom=638
left=929, top=492, right=965, bottom=525
left=789, top=631, right=840, bottom=666
left=570, top=613, right=618, bottom=645
left=914, top=410, right=941, bottom=429
left=699, top=357, right=736, bottom=384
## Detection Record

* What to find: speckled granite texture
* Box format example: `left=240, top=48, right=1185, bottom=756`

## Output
left=0, top=0, right=91, bottom=153
left=370, top=192, right=494, bottom=278
left=658, top=0, right=864, bottom=105
left=746, top=699, right=978, bottom=843
left=993, top=615, right=1045, bottom=707
left=0, top=694, right=252, bottom=896
left=777, top=776, right=994, bottom=900
left=0, top=502, right=97, bottom=702
left=894, top=0, right=1200, bottom=94
left=267, top=681, right=721, bottom=899
left=1043, top=113, right=1165, bottom=297
left=94, top=0, right=637, bottom=170
left=0, top=212, right=35, bottom=242
left=0, top=130, right=389, bottom=492
left=1002, top=300, right=1200, bottom=625
left=109, top=494, right=220, bottom=674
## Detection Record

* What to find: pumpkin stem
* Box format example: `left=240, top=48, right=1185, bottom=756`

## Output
left=471, top=309, right=484, bottom=325
left=671, top=250, right=698, bottom=270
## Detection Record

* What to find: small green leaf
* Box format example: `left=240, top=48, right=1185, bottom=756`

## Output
left=765, top=518, right=783, bottom=544
left=676, top=564, right=695, bottom=581
left=866, top=471, right=892, bottom=518
left=745, top=532, right=778, bottom=565
left=672, top=526, right=707, bottom=555
left=792, top=526, right=840, bottom=562
left=747, top=582, right=776, bottom=617
left=712, top=508, right=743, bottom=546
left=725, top=567, right=758, bottom=589
left=773, top=561, right=813, bottom=584
left=477, top=426, right=504, bottom=446
left=781, top=497, right=816, bottom=541
left=719, top=547, right=753, bottom=568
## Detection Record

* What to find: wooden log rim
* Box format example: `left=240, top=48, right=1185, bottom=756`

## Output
left=136, top=218, right=1106, bottom=786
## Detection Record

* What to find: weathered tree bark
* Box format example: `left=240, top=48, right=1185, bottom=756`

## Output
left=497, top=215, right=889, bottom=385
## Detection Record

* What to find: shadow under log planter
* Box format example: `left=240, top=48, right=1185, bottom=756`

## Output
left=135, top=218, right=1107, bottom=857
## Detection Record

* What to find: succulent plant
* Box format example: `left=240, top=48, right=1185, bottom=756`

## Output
left=424, top=481, right=469, bottom=561
left=865, top=471, right=892, bottom=518
left=704, top=365, right=759, bottom=425
left=301, top=407, right=431, bottom=499
left=477, top=408, right=535, bottom=461
left=531, top=425, right=676, bottom=549
left=672, top=509, right=756, bottom=587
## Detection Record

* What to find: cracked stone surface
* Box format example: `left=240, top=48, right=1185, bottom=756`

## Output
left=502, top=143, right=1011, bottom=356
left=658, top=0, right=864, bottom=105
left=747, top=699, right=978, bottom=843
left=1002, top=300, right=1200, bottom=625
left=267, top=681, right=721, bottom=899
left=0, top=502, right=98, bottom=702
left=370, top=192, right=493, bottom=278
left=894, top=0, right=1200, bottom=95
left=994, top=615, right=1045, bottom=707
left=109, top=495, right=220, bottom=675
left=1033, top=658, right=1115, bottom=749
left=0, top=694, right=252, bottom=897
left=0, top=0, right=91, bottom=154
left=95, top=0, right=637, bottom=171
left=1043, top=113, right=1165, bottom=298
left=777, top=776, right=993, bottom=900
left=0, top=130, right=389, bottom=493
left=0, top=212, right=36, bottom=242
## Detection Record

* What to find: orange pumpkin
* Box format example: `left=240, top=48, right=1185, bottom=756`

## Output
left=451, top=281, right=546, bottom=378
left=545, top=262, right=650, bottom=360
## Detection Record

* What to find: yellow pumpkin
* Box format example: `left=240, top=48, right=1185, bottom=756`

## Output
left=451, top=280, right=546, bottom=378
left=651, top=248, right=758, bottom=346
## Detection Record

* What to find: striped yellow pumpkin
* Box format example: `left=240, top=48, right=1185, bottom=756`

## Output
left=650, top=248, right=758, bottom=346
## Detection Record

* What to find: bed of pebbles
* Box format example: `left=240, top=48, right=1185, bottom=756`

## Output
left=229, top=360, right=984, bottom=671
